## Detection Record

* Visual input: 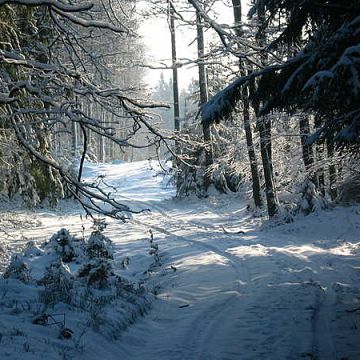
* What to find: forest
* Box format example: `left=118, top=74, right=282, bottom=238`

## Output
left=0, top=0, right=359, bottom=359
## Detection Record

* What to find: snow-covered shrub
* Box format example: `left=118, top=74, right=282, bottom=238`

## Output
left=45, top=228, right=84, bottom=262
left=3, top=255, right=31, bottom=283
left=210, top=161, right=242, bottom=193
left=297, top=179, right=329, bottom=215
left=78, top=259, right=114, bottom=289
left=0, top=225, right=155, bottom=348
left=175, top=124, right=208, bottom=197
left=23, top=241, right=43, bottom=258
left=38, top=261, right=73, bottom=305
left=177, top=166, right=204, bottom=197
left=86, top=231, right=113, bottom=260
left=176, top=113, right=244, bottom=197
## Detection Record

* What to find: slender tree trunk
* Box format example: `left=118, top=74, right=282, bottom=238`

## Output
left=72, top=121, right=77, bottom=158
left=110, top=114, right=115, bottom=160
left=76, top=123, right=87, bottom=194
left=197, top=10, right=213, bottom=190
left=99, top=110, right=105, bottom=162
left=169, top=2, right=181, bottom=188
left=258, top=117, right=278, bottom=216
left=264, top=117, right=272, bottom=172
left=169, top=3, right=180, bottom=136
left=313, top=115, right=326, bottom=195
left=87, top=100, right=92, bottom=152
left=327, top=138, right=337, bottom=200
left=256, top=1, right=278, bottom=217
left=299, top=116, right=314, bottom=170
left=243, top=92, right=262, bottom=207
left=299, top=115, right=318, bottom=189
left=316, top=143, right=325, bottom=196
left=232, top=0, right=262, bottom=208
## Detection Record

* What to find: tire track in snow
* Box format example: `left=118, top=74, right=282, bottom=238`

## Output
left=131, top=214, right=247, bottom=288
left=117, top=193, right=315, bottom=359
left=122, top=194, right=340, bottom=359
left=311, top=286, right=337, bottom=360
left=129, top=206, right=252, bottom=359
left=125, top=196, right=252, bottom=285
left=117, top=193, right=245, bottom=235
left=184, top=295, right=241, bottom=360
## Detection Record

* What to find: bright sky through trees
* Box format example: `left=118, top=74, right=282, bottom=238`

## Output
left=138, top=1, right=241, bottom=91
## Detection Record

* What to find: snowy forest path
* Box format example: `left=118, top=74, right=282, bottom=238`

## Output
left=2, top=161, right=360, bottom=359
left=117, top=190, right=360, bottom=360
left=119, top=199, right=253, bottom=360
left=117, top=196, right=318, bottom=360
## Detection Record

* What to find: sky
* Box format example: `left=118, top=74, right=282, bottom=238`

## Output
left=138, top=16, right=198, bottom=91
left=137, top=1, right=250, bottom=92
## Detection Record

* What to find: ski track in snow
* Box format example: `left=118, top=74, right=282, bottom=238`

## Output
left=126, top=208, right=249, bottom=359
left=1, top=161, right=360, bottom=360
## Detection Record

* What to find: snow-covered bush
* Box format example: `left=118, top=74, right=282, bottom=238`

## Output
left=38, top=261, right=73, bottom=305
left=78, top=259, right=114, bottom=289
left=210, top=161, right=242, bottom=193
left=1, top=226, right=154, bottom=344
left=176, top=137, right=206, bottom=197
left=86, top=231, right=113, bottom=260
left=3, top=255, right=31, bottom=283
left=297, top=179, right=329, bottom=215
left=176, top=122, right=243, bottom=197
left=45, top=228, right=84, bottom=263
left=23, top=241, right=43, bottom=258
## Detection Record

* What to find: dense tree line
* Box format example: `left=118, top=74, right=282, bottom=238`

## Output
left=168, top=0, right=360, bottom=218
left=1, top=0, right=359, bottom=220
left=0, top=0, right=168, bottom=218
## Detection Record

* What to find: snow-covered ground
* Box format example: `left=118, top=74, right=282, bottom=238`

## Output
left=1, top=160, right=360, bottom=359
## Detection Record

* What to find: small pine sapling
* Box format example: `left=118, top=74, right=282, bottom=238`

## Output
left=3, top=255, right=32, bottom=283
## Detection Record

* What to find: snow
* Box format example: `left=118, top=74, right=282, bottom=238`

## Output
left=1, top=160, right=360, bottom=359
left=82, top=160, right=175, bottom=209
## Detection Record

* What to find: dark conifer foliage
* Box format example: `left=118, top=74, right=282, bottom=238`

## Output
left=253, top=0, right=360, bottom=148
left=202, top=0, right=360, bottom=152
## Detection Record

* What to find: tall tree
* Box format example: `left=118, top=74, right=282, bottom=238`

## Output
left=196, top=8, right=213, bottom=190
left=169, top=1, right=180, bottom=137
left=232, top=0, right=262, bottom=208
left=254, top=0, right=278, bottom=217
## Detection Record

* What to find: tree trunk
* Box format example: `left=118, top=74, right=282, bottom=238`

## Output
left=259, top=117, right=278, bottom=217
left=256, top=1, right=278, bottom=217
left=72, top=121, right=77, bottom=158
left=316, top=143, right=325, bottom=196
left=232, top=0, right=262, bottom=208
left=299, top=115, right=319, bottom=189
left=197, top=10, right=213, bottom=190
left=99, top=110, right=105, bottom=162
left=169, top=3, right=180, bottom=136
left=169, top=2, right=181, bottom=188
left=299, top=116, right=314, bottom=170
left=327, top=139, right=337, bottom=200
left=243, top=92, right=262, bottom=207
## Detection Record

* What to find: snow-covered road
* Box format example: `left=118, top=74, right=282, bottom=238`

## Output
left=1, top=160, right=359, bottom=360
left=103, top=162, right=360, bottom=360
left=116, top=197, right=357, bottom=360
